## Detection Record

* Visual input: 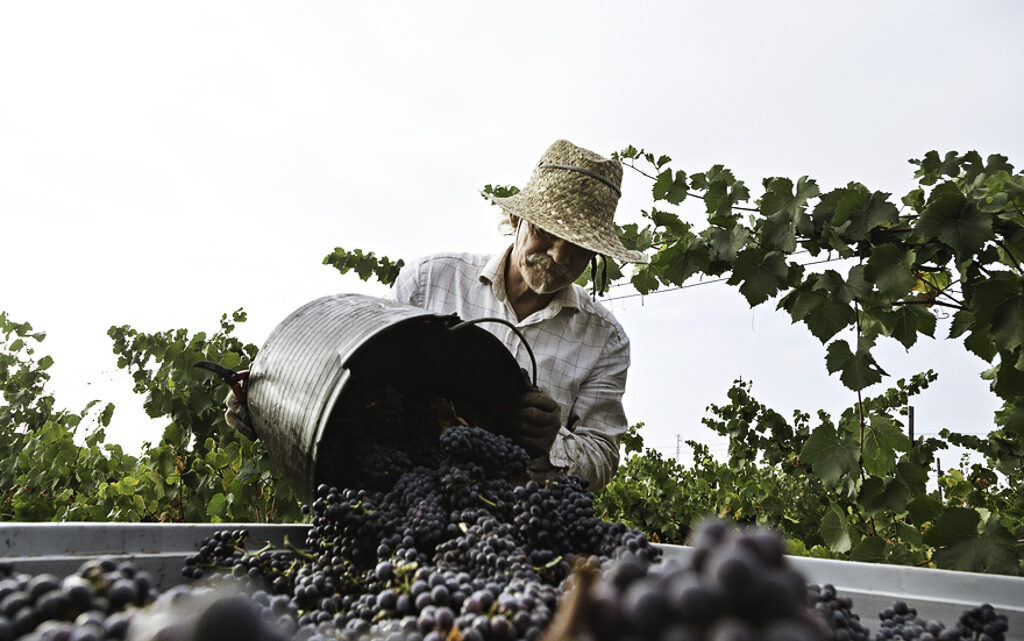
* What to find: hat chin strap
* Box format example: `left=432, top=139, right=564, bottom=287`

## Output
left=589, top=255, right=608, bottom=300
left=538, top=162, right=621, bottom=197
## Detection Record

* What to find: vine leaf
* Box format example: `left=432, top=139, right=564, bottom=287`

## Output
left=850, top=536, right=886, bottom=563
left=879, top=305, right=936, bottom=350
left=833, top=186, right=900, bottom=241
left=758, top=177, right=820, bottom=252
left=779, top=271, right=857, bottom=343
left=926, top=511, right=1020, bottom=575
left=857, top=476, right=886, bottom=516
left=652, top=169, right=688, bottom=205
left=865, top=244, right=917, bottom=298
left=969, top=273, right=1024, bottom=353
left=820, top=504, right=852, bottom=553
left=652, top=241, right=709, bottom=286
left=825, top=339, right=887, bottom=391
left=728, top=249, right=788, bottom=306
left=705, top=225, right=751, bottom=265
left=912, top=182, right=994, bottom=257
left=322, top=247, right=405, bottom=286
left=801, top=422, right=859, bottom=487
left=862, top=415, right=910, bottom=477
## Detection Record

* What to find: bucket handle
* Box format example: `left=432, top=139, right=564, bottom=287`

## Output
left=449, top=317, right=538, bottom=388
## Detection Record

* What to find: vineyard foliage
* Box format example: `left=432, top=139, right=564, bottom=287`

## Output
left=0, top=311, right=301, bottom=523
left=1, top=149, right=1022, bottom=576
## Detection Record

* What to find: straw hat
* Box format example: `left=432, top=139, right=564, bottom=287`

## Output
left=488, top=139, right=649, bottom=264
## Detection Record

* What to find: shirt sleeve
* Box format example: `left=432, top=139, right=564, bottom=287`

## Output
left=542, top=330, right=630, bottom=491
left=389, top=257, right=423, bottom=306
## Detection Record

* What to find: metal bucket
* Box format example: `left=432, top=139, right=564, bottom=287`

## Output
left=245, top=293, right=528, bottom=503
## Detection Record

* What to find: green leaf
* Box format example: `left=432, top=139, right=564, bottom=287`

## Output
left=850, top=536, right=886, bottom=562
left=862, top=415, right=910, bottom=477
left=162, top=422, right=184, bottom=445
left=652, top=169, right=688, bottom=205
left=831, top=185, right=900, bottom=240
left=630, top=265, right=660, bottom=295
left=705, top=225, right=751, bottom=265
left=650, top=209, right=691, bottom=237
left=895, top=459, right=929, bottom=495
left=38, top=355, right=54, bottom=370
left=931, top=514, right=1020, bottom=575
left=865, top=244, right=917, bottom=298
left=207, top=492, right=229, bottom=519
left=801, top=422, right=859, bottom=487
left=880, top=305, right=937, bottom=349
left=896, top=520, right=924, bottom=547
left=825, top=340, right=887, bottom=391
left=820, top=505, right=852, bottom=553
left=758, top=177, right=819, bottom=252
left=654, top=242, right=710, bottom=286
left=857, top=476, right=886, bottom=516
left=220, top=351, right=241, bottom=370
left=912, top=182, right=994, bottom=257
left=728, top=249, right=789, bottom=306
left=779, top=272, right=857, bottom=343
left=881, top=477, right=911, bottom=514
left=922, top=506, right=979, bottom=547
left=969, top=274, right=1024, bottom=352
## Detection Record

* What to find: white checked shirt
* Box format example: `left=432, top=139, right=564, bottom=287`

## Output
left=389, top=248, right=631, bottom=490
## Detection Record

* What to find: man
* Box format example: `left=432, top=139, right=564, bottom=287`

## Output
left=388, top=139, right=648, bottom=490
left=226, top=140, right=646, bottom=490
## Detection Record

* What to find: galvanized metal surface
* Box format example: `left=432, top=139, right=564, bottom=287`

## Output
left=247, top=294, right=526, bottom=503
left=659, top=545, right=1024, bottom=639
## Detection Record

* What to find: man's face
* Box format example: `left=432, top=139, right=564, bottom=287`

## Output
left=512, top=219, right=595, bottom=295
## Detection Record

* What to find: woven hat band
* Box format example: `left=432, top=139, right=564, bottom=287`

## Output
left=538, top=162, right=622, bottom=197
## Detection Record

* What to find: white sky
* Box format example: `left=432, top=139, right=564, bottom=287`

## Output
left=1, top=3, right=1021, bottom=467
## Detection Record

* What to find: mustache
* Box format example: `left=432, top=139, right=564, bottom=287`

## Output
left=524, top=253, right=569, bottom=278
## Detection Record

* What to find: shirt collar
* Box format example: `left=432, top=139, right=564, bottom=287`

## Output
left=479, top=245, right=582, bottom=316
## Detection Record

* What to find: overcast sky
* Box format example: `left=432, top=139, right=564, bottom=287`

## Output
left=2, top=3, right=1021, bottom=466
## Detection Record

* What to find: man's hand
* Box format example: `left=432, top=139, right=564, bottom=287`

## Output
left=508, top=387, right=562, bottom=459
left=224, top=391, right=257, bottom=440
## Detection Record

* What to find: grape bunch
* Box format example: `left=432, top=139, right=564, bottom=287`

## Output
left=807, top=583, right=871, bottom=641
left=550, top=519, right=830, bottom=641
left=0, top=558, right=155, bottom=641
left=167, top=424, right=660, bottom=641
left=2, top=410, right=1012, bottom=641
left=952, top=604, right=1009, bottom=641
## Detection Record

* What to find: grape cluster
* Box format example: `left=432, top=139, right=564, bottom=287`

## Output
left=555, top=519, right=830, bottom=641
left=953, top=604, right=1009, bottom=641
left=807, top=583, right=870, bottom=641
left=2, top=412, right=1012, bottom=641
left=872, top=600, right=950, bottom=641
left=181, top=529, right=250, bottom=580
left=806, top=588, right=1011, bottom=641
left=168, top=424, right=659, bottom=641
left=0, top=558, right=155, bottom=641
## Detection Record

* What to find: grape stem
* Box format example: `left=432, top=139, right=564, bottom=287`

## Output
left=283, top=535, right=316, bottom=561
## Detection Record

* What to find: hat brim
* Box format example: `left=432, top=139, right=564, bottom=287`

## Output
left=489, top=193, right=650, bottom=264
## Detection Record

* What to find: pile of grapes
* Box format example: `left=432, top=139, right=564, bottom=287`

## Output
left=0, top=425, right=1011, bottom=641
